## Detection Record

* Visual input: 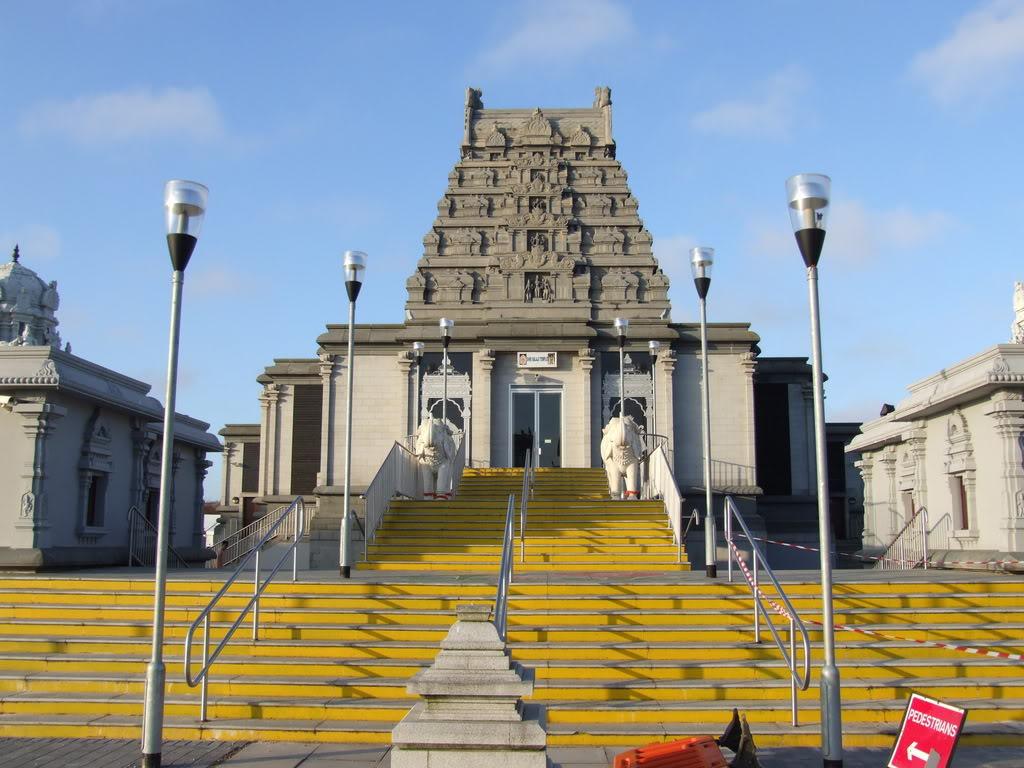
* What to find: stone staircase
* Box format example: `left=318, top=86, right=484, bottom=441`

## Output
left=0, top=576, right=1021, bottom=746
left=0, top=468, right=1021, bottom=748
left=364, top=467, right=687, bottom=572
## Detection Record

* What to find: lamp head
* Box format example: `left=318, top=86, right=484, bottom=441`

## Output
left=690, top=247, right=713, bottom=299
left=412, top=341, right=425, bottom=358
left=343, top=250, right=367, bottom=301
left=786, top=173, right=830, bottom=267
left=614, top=317, right=628, bottom=348
left=648, top=340, right=661, bottom=357
left=439, top=317, right=454, bottom=348
left=164, top=179, right=208, bottom=271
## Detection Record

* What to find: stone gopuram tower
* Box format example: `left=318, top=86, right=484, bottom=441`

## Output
left=233, top=88, right=767, bottom=565
left=406, top=87, right=671, bottom=324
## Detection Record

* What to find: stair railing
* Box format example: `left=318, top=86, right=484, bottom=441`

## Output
left=874, top=506, right=930, bottom=570
left=363, top=441, right=420, bottom=561
left=520, top=449, right=533, bottom=563
left=215, top=500, right=312, bottom=569
left=184, top=495, right=304, bottom=722
left=127, top=506, right=190, bottom=568
left=494, top=493, right=516, bottom=642
left=643, top=445, right=687, bottom=564
left=723, top=495, right=810, bottom=726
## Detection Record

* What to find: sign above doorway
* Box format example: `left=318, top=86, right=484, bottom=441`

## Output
left=517, top=352, right=557, bottom=368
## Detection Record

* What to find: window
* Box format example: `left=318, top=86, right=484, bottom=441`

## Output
left=85, top=475, right=106, bottom=528
left=951, top=475, right=970, bottom=530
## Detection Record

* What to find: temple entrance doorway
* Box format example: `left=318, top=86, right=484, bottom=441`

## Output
left=510, top=387, right=562, bottom=468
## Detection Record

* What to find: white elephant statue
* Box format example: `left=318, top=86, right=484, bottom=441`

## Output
left=601, top=416, right=644, bottom=500
left=414, top=417, right=457, bottom=499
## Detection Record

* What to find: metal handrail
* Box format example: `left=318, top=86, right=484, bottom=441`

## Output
left=494, top=493, right=516, bottom=642
left=874, top=506, right=930, bottom=570
left=519, top=450, right=533, bottom=563
left=127, top=506, right=190, bottom=568
left=364, top=441, right=420, bottom=560
left=216, top=500, right=311, bottom=568
left=183, top=496, right=305, bottom=721
left=723, top=495, right=811, bottom=726
left=682, top=509, right=701, bottom=540
left=643, top=446, right=687, bottom=564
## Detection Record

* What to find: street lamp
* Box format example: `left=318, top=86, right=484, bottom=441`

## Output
left=339, top=250, right=367, bottom=579
left=691, top=246, right=717, bottom=579
left=787, top=172, right=842, bottom=768
left=647, top=340, right=661, bottom=440
left=614, top=318, right=628, bottom=424
left=142, top=179, right=208, bottom=768
left=411, top=341, right=425, bottom=429
left=439, top=318, right=453, bottom=426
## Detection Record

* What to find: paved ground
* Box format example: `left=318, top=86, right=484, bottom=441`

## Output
left=0, top=739, right=1021, bottom=767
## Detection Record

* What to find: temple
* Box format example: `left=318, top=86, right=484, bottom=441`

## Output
left=218, top=88, right=863, bottom=565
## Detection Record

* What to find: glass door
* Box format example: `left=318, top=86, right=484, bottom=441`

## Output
left=511, top=389, right=561, bottom=468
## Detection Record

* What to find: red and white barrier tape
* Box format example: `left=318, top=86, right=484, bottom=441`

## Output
left=726, top=537, right=1024, bottom=664
left=736, top=532, right=1024, bottom=570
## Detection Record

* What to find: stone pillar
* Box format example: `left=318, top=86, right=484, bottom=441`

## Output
left=801, top=383, right=816, bottom=492
left=788, top=384, right=811, bottom=495
left=318, top=353, right=336, bottom=487
left=577, top=348, right=595, bottom=467
left=13, top=401, right=65, bottom=550
left=855, top=457, right=876, bottom=548
left=658, top=349, right=676, bottom=463
left=905, top=425, right=928, bottom=512
left=985, top=393, right=1024, bottom=551
left=194, top=453, right=211, bottom=550
left=391, top=603, right=547, bottom=768
left=472, top=349, right=495, bottom=468
left=740, top=352, right=757, bottom=479
left=258, top=384, right=280, bottom=496
left=397, top=351, right=414, bottom=436
left=881, top=446, right=898, bottom=535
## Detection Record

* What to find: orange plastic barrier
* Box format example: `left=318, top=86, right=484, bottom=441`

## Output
left=612, top=736, right=729, bottom=768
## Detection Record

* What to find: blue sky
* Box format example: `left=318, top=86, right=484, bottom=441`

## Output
left=3, top=1, right=1024, bottom=496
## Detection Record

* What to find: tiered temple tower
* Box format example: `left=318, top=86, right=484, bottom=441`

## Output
left=405, top=87, right=670, bottom=324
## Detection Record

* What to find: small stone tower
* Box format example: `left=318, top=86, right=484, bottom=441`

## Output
left=0, top=246, right=62, bottom=348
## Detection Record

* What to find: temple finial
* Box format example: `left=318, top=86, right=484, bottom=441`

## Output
left=11, top=244, right=19, bottom=263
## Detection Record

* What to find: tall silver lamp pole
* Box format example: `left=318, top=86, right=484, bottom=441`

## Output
left=691, top=247, right=717, bottom=579
left=614, top=318, right=628, bottom=424
left=439, top=318, right=453, bottom=426
left=142, top=179, right=208, bottom=768
left=648, top=340, right=661, bottom=439
left=787, top=173, right=842, bottom=767
left=339, top=250, right=367, bottom=579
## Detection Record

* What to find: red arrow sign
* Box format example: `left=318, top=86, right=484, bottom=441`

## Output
left=888, top=693, right=968, bottom=768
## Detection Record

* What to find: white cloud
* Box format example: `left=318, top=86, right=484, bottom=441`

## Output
left=474, top=0, right=635, bottom=74
left=0, top=226, right=62, bottom=263
left=690, top=67, right=809, bottom=140
left=750, top=200, right=953, bottom=267
left=653, top=233, right=698, bottom=275
left=911, top=0, right=1024, bottom=105
left=19, top=87, right=225, bottom=145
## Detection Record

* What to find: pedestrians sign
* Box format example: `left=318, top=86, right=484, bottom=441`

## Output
left=888, top=693, right=968, bottom=768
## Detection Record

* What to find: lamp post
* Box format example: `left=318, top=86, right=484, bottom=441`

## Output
left=691, top=247, right=717, bottom=579
left=142, top=179, right=208, bottom=768
left=411, top=341, right=425, bottom=429
left=787, top=173, right=842, bottom=768
left=439, top=318, right=453, bottom=426
left=339, top=250, right=367, bottom=579
left=614, top=318, right=628, bottom=423
left=648, top=340, right=661, bottom=440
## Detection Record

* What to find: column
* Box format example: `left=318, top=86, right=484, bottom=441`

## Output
left=397, top=351, right=414, bottom=437
left=739, top=351, right=757, bottom=487
left=13, top=401, right=66, bottom=550
left=881, top=447, right=898, bottom=535
left=578, top=348, right=595, bottom=467
left=318, top=354, right=336, bottom=488
left=472, top=349, right=495, bottom=468
left=657, top=349, right=676, bottom=464
left=194, top=452, right=211, bottom=549
left=905, top=426, right=928, bottom=512
left=985, top=393, right=1024, bottom=551
left=258, top=384, right=281, bottom=496
left=854, top=457, right=875, bottom=547
left=801, top=383, right=816, bottom=491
